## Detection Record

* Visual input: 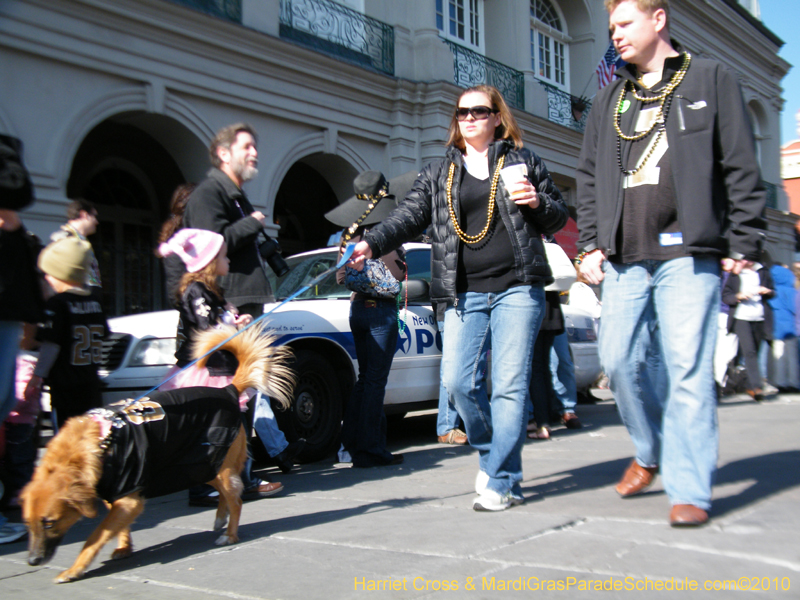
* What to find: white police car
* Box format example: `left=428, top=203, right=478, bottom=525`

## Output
left=99, top=243, right=600, bottom=461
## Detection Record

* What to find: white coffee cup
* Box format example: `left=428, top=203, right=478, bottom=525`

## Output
left=499, top=163, right=528, bottom=197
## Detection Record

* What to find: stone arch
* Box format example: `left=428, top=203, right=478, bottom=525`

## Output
left=51, top=84, right=213, bottom=191
left=265, top=131, right=373, bottom=254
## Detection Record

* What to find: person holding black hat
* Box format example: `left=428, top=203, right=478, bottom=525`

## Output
left=333, top=172, right=407, bottom=468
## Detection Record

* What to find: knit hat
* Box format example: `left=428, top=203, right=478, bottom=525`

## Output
left=158, top=228, right=224, bottom=273
left=38, top=236, right=92, bottom=285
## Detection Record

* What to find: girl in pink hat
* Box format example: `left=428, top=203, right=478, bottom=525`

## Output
left=157, top=228, right=253, bottom=404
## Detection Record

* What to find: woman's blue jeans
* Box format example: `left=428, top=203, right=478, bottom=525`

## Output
left=341, top=297, right=398, bottom=466
left=442, top=286, right=545, bottom=496
left=600, top=257, right=719, bottom=510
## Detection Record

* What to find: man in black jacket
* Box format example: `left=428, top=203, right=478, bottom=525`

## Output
left=183, top=123, right=272, bottom=314
left=182, top=124, right=303, bottom=488
left=575, top=0, right=766, bottom=527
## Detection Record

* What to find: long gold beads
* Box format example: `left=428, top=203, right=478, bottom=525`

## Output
left=446, top=155, right=505, bottom=244
left=613, top=52, right=692, bottom=143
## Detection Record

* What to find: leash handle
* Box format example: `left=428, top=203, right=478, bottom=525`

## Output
left=132, top=243, right=356, bottom=401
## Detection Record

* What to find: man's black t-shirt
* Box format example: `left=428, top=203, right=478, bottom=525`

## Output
left=615, top=96, right=688, bottom=264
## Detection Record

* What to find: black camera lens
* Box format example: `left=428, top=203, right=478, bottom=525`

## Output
left=259, top=237, right=291, bottom=277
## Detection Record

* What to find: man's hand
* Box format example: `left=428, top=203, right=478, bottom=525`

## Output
left=250, top=211, right=266, bottom=224
left=579, top=249, right=606, bottom=285
left=348, top=241, right=373, bottom=268
left=24, top=374, right=43, bottom=403
left=0, top=209, right=21, bottom=232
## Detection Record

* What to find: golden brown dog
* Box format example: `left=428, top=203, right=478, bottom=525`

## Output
left=21, top=323, right=293, bottom=583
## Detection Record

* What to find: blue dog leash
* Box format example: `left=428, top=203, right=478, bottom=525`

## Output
left=132, top=243, right=356, bottom=401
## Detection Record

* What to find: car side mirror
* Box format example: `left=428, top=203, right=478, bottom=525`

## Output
left=402, top=279, right=430, bottom=302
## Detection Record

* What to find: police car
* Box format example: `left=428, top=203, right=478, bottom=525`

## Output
left=99, top=243, right=600, bottom=462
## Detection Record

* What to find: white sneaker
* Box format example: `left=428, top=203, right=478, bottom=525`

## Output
left=475, top=470, right=489, bottom=494
left=473, top=489, right=522, bottom=512
left=0, top=522, right=27, bottom=544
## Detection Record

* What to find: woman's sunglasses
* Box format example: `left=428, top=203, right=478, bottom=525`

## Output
left=455, top=106, right=498, bottom=121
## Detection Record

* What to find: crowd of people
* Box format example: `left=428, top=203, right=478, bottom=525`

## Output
left=0, top=0, right=782, bottom=545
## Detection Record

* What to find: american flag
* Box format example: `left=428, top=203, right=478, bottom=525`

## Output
left=596, top=42, right=625, bottom=89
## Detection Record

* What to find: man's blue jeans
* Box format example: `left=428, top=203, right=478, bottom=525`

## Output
left=442, top=286, right=545, bottom=496
left=0, top=322, right=22, bottom=425
left=600, top=257, right=720, bottom=510
left=551, top=331, right=577, bottom=413
left=252, top=392, right=288, bottom=458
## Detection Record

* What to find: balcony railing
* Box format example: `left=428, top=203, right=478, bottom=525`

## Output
left=279, top=0, right=394, bottom=76
left=443, top=41, right=524, bottom=110
left=537, top=80, right=592, bottom=133
left=763, top=180, right=778, bottom=210
left=166, top=0, right=242, bottom=22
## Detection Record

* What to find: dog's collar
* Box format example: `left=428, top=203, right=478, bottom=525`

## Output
left=86, top=408, right=125, bottom=452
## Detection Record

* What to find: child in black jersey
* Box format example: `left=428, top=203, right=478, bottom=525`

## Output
left=24, top=236, right=108, bottom=430
left=157, top=229, right=283, bottom=502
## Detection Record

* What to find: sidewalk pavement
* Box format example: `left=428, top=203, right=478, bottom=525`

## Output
left=1, top=391, right=798, bottom=599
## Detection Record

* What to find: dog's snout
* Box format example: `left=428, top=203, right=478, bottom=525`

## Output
left=28, top=555, right=43, bottom=566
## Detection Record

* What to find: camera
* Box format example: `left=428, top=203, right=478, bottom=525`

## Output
left=258, top=235, right=290, bottom=277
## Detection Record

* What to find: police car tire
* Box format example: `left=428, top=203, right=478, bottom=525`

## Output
left=276, top=349, right=343, bottom=463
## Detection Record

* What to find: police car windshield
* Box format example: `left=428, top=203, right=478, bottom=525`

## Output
left=270, top=250, right=350, bottom=301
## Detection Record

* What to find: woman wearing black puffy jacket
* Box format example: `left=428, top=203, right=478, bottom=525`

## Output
left=349, top=85, right=568, bottom=511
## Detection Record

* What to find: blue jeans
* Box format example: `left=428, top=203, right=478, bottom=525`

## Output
left=341, top=297, right=398, bottom=466
left=529, top=329, right=557, bottom=426
left=551, top=331, right=577, bottom=413
left=3, top=422, right=36, bottom=496
left=442, top=286, right=545, bottom=496
left=252, top=391, right=288, bottom=457
left=600, top=257, right=720, bottom=510
left=436, top=320, right=464, bottom=436
left=0, top=322, right=22, bottom=425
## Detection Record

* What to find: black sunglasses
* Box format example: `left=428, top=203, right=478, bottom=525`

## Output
left=455, top=106, right=498, bottom=121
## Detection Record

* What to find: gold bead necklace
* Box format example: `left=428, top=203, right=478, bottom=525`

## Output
left=446, top=155, right=505, bottom=244
left=614, top=53, right=691, bottom=176
left=613, top=52, right=691, bottom=143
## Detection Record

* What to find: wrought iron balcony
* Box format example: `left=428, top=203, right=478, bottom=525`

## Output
left=166, top=0, right=242, bottom=22
left=537, top=80, right=591, bottom=133
left=279, top=0, right=394, bottom=76
left=763, top=180, right=778, bottom=210
left=444, top=40, right=524, bottom=110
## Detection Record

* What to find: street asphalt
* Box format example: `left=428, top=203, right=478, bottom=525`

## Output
left=0, top=390, right=798, bottom=599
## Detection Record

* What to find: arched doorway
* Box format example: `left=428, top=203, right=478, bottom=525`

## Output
left=67, top=119, right=187, bottom=316
left=274, top=156, right=358, bottom=256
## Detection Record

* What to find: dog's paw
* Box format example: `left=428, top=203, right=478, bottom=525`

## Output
left=213, top=517, right=228, bottom=531
left=54, top=568, right=84, bottom=584
left=111, top=546, right=133, bottom=561
left=214, top=533, right=239, bottom=546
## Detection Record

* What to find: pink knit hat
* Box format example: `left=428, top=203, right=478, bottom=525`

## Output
left=159, top=229, right=224, bottom=273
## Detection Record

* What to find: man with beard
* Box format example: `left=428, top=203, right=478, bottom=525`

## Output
left=183, top=123, right=273, bottom=315
left=183, top=123, right=305, bottom=490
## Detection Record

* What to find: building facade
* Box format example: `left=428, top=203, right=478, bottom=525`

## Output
left=1, top=0, right=790, bottom=315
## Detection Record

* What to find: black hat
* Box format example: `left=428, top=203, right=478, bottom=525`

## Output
left=0, top=134, right=34, bottom=210
left=324, top=169, right=419, bottom=228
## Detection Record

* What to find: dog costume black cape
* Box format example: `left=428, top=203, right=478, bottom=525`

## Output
left=91, top=385, right=243, bottom=502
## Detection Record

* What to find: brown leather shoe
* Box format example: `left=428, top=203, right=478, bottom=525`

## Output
left=670, top=504, right=709, bottom=527
left=615, top=460, right=658, bottom=497
left=437, top=429, right=468, bottom=445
